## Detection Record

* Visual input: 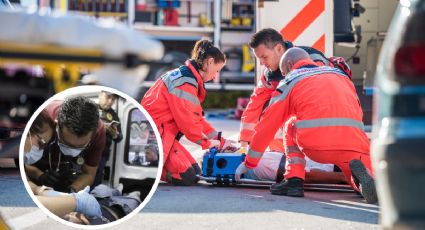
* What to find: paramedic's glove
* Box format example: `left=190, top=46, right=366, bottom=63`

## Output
left=221, top=139, right=237, bottom=149
left=239, top=141, right=249, bottom=148
left=235, top=162, right=249, bottom=182
left=72, top=186, right=102, bottom=217
left=208, top=140, right=221, bottom=149
left=38, top=171, right=61, bottom=187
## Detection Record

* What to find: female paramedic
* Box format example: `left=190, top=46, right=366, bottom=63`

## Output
left=23, top=110, right=101, bottom=218
left=142, top=39, right=236, bottom=185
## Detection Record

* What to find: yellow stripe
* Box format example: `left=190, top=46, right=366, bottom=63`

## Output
left=0, top=58, right=101, bottom=69
left=60, top=0, right=67, bottom=13
left=0, top=217, right=9, bottom=230
left=76, top=12, right=128, bottom=17
left=0, top=41, right=103, bottom=71
left=0, top=41, right=102, bottom=57
left=46, top=65, right=82, bottom=93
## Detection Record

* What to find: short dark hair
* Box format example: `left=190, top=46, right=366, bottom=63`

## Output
left=58, top=96, right=99, bottom=137
left=191, top=39, right=226, bottom=68
left=30, top=110, right=54, bottom=134
left=100, top=90, right=118, bottom=99
left=248, top=28, right=285, bottom=49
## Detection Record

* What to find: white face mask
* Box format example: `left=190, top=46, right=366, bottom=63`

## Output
left=56, top=126, right=87, bottom=157
left=58, top=142, right=83, bottom=157
left=24, top=145, right=44, bottom=165
left=24, top=135, right=44, bottom=165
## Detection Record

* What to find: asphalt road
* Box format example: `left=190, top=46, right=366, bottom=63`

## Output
left=0, top=118, right=380, bottom=229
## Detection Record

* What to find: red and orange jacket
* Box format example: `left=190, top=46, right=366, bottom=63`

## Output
left=239, top=69, right=284, bottom=151
left=245, top=59, right=368, bottom=168
left=239, top=46, right=351, bottom=146
left=141, top=60, right=217, bottom=153
left=240, top=47, right=327, bottom=144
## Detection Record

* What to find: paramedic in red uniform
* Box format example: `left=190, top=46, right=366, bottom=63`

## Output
left=235, top=48, right=377, bottom=204
left=239, top=28, right=351, bottom=153
left=142, top=39, right=236, bottom=185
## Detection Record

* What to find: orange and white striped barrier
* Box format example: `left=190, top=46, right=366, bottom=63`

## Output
left=257, top=0, right=333, bottom=56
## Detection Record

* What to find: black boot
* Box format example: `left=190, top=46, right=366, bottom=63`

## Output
left=270, top=177, right=304, bottom=197
left=349, top=159, right=378, bottom=204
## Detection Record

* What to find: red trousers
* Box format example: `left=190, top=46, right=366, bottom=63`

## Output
left=160, top=129, right=200, bottom=185
left=283, top=117, right=373, bottom=191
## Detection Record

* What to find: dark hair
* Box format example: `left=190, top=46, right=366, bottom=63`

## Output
left=191, top=39, right=226, bottom=68
left=100, top=90, right=118, bottom=99
left=58, top=96, right=99, bottom=137
left=248, top=28, right=285, bottom=49
left=30, top=110, right=54, bottom=134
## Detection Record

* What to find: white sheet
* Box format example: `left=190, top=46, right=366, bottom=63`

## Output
left=248, top=151, right=335, bottom=181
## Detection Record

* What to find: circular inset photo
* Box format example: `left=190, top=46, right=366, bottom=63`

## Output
left=19, top=85, right=163, bottom=228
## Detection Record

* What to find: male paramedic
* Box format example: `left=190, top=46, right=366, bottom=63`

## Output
left=26, top=96, right=106, bottom=193
left=239, top=28, right=351, bottom=152
left=235, top=48, right=377, bottom=204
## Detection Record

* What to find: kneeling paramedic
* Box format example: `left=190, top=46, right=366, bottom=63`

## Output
left=239, top=28, right=352, bottom=153
left=142, top=39, right=236, bottom=185
left=235, top=48, right=377, bottom=204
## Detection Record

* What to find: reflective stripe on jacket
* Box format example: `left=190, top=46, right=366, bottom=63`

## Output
left=239, top=46, right=330, bottom=144
left=239, top=70, right=279, bottom=143
left=141, top=60, right=216, bottom=152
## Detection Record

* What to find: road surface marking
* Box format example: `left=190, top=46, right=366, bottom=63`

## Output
left=6, top=210, right=48, bottom=230
left=315, top=201, right=379, bottom=214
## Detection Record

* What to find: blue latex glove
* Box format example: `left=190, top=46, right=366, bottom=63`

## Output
left=235, top=162, right=249, bottom=182
left=72, top=186, right=102, bottom=217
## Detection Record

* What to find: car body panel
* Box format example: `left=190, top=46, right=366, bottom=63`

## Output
left=372, top=0, right=425, bottom=228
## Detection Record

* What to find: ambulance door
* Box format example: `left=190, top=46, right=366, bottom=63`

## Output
left=111, top=100, right=159, bottom=197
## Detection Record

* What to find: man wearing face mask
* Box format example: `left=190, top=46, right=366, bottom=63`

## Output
left=26, top=96, right=106, bottom=193
left=24, top=110, right=102, bottom=218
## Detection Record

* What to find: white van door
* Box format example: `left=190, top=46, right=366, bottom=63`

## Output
left=111, top=100, right=159, bottom=199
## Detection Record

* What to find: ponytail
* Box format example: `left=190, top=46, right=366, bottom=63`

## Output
left=191, top=39, right=226, bottom=69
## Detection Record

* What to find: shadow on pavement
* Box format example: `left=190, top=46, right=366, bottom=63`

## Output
left=143, top=182, right=379, bottom=225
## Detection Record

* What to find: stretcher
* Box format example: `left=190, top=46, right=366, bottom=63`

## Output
left=200, top=148, right=354, bottom=192
left=0, top=10, right=164, bottom=96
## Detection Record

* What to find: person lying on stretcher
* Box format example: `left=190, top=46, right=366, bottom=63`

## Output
left=241, top=151, right=347, bottom=184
